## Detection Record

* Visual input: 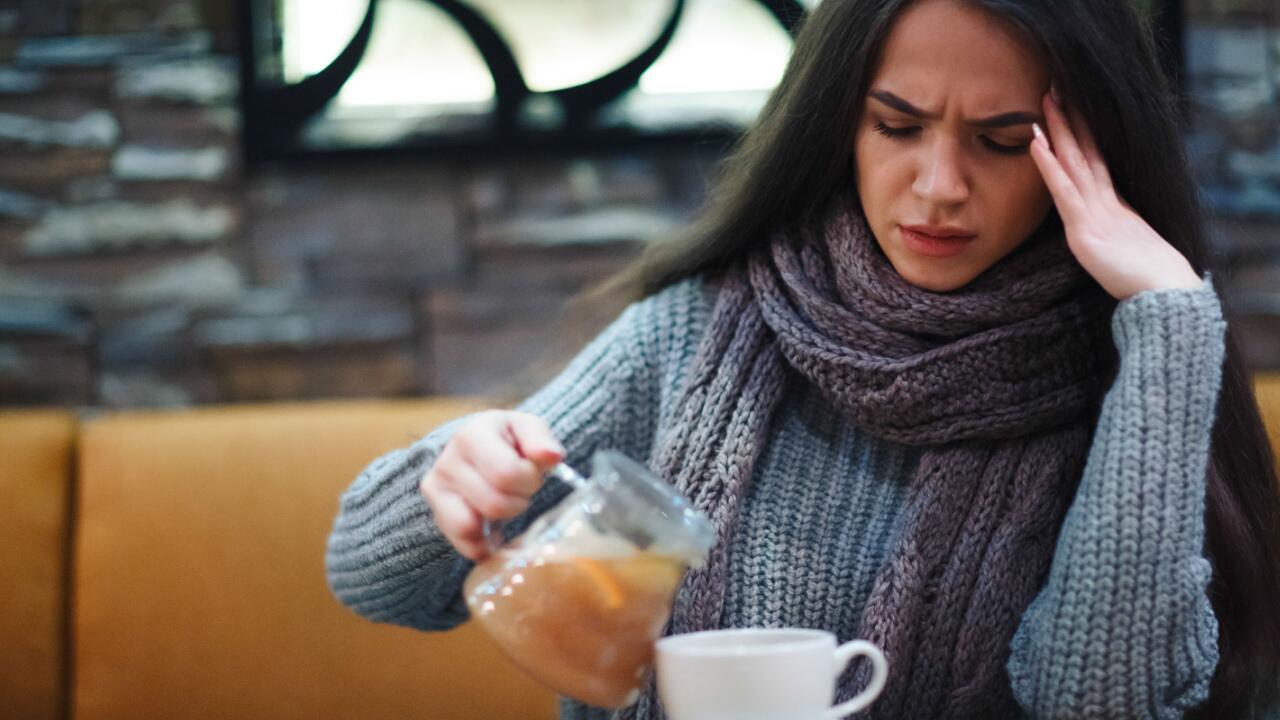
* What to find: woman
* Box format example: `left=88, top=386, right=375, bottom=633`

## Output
left=326, top=0, right=1280, bottom=717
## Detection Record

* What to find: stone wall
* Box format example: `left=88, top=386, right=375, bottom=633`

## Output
left=0, top=0, right=1277, bottom=409
left=0, top=0, right=722, bottom=407
left=0, top=0, right=244, bottom=406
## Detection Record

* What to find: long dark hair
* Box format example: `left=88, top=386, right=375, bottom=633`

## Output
left=594, top=0, right=1280, bottom=715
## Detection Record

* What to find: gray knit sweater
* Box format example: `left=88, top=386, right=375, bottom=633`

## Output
left=326, top=276, right=1225, bottom=720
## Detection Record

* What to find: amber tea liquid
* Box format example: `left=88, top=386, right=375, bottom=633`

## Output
left=464, top=551, right=684, bottom=708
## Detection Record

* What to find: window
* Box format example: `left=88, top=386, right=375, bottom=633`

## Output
left=242, top=0, right=818, bottom=161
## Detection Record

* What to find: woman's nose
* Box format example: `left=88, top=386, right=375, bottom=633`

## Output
left=912, top=140, right=970, bottom=206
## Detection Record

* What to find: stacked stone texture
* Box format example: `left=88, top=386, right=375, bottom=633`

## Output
left=0, top=0, right=1275, bottom=408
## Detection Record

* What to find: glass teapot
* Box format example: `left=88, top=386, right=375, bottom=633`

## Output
left=462, top=450, right=714, bottom=709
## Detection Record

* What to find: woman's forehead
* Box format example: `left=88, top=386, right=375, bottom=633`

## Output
left=871, top=0, right=1048, bottom=94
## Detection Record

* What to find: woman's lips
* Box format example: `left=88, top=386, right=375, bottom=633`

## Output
left=899, top=226, right=976, bottom=258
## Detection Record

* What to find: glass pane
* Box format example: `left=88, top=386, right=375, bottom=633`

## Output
left=471, top=0, right=675, bottom=93
left=640, top=0, right=792, bottom=94
left=256, top=0, right=807, bottom=155
left=285, top=0, right=495, bottom=107
left=281, top=0, right=362, bottom=81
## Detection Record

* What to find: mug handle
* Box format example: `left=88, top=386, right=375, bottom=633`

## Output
left=826, top=640, right=888, bottom=718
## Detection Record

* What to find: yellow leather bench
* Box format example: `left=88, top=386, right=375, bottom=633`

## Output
left=0, top=410, right=76, bottom=720
left=1258, top=375, right=1280, bottom=463
left=70, top=399, right=556, bottom=720
left=3, top=378, right=1279, bottom=719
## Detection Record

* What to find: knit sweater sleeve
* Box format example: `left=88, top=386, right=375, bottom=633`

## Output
left=324, top=278, right=709, bottom=632
left=1007, top=277, right=1226, bottom=719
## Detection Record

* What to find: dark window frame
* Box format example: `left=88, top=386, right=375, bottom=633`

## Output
left=237, top=0, right=1185, bottom=167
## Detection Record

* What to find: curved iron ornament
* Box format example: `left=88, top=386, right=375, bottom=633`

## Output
left=549, top=0, right=686, bottom=128
left=755, top=0, right=807, bottom=34
left=254, top=0, right=380, bottom=149
left=244, top=0, right=811, bottom=160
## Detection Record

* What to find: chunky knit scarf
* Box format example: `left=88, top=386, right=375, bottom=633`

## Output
left=626, top=198, right=1111, bottom=719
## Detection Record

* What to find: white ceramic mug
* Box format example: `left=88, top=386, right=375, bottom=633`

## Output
left=655, top=628, right=888, bottom=720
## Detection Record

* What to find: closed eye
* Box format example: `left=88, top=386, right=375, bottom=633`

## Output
left=981, top=137, right=1029, bottom=156
left=871, top=121, right=1029, bottom=156
left=872, top=122, right=919, bottom=140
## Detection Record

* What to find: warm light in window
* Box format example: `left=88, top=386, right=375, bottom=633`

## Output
left=640, top=0, right=792, bottom=94
left=279, top=0, right=802, bottom=107
left=283, top=0, right=494, bottom=106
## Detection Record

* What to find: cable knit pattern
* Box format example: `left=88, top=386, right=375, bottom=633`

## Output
left=722, top=383, right=918, bottom=633
left=326, top=274, right=1225, bottom=720
left=614, top=199, right=1124, bottom=720
left=1008, top=282, right=1225, bottom=719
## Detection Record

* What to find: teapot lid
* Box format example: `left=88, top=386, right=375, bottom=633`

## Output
left=587, top=450, right=715, bottom=566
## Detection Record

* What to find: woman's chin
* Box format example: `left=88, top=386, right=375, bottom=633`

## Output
left=888, top=257, right=980, bottom=293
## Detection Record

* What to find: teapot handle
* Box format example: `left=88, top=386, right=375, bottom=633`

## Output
left=481, top=462, right=588, bottom=553
left=482, top=517, right=508, bottom=553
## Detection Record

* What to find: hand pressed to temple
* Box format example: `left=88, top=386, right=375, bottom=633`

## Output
left=1030, top=89, right=1202, bottom=300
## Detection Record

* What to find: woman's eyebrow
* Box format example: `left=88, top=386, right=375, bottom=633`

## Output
left=868, top=89, right=1040, bottom=128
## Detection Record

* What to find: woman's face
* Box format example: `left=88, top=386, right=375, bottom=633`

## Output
left=854, top=0, right=1053, bottom=292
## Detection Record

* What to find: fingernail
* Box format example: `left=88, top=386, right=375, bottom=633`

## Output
left=1032, top=123, right=1045, bottom=142
left=1050, top=84, right=1061, bottom=106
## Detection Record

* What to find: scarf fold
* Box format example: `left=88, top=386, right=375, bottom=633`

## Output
left=620, top=197, right=1112, bottom=719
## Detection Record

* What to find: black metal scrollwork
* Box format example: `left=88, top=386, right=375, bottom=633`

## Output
left=241, top=0, right=809, bottom=161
